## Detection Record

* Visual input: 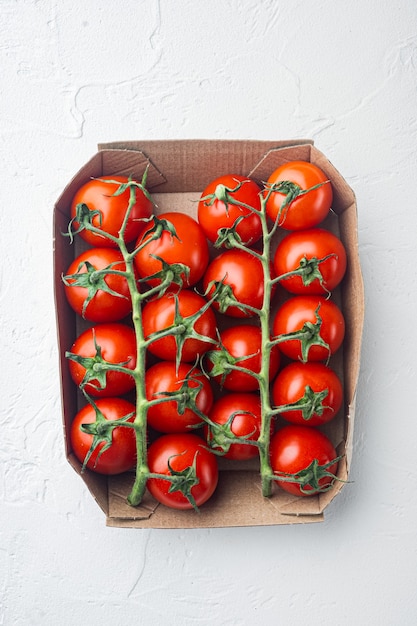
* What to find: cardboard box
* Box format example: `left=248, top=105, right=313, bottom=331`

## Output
left=53, top=140, right=364, bottom=528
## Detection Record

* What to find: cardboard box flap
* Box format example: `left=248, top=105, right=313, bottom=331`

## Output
left=247, top=143, right=314, bottom=180
left=106, top=471, right=324, bottom=528
left=100, top=149, right=167, bottom=189
left=97, top=140, right=314, bottom=193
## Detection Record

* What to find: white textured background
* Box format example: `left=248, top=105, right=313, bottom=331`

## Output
left=1, top=1, right=417, bottom=624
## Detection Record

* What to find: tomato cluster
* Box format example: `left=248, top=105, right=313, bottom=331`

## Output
left=63, top=161, right=347, bottom=511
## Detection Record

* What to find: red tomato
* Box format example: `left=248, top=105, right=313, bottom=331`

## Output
left=145, top=361, right=214, bottom=433
left=273, top=228, right=347, bottom=295
left=142, top=290, right=217, bottom=362
left=147, top=433, right=218, bottom=510
left=67, top=323, right=137, bottom=397
left=134, top=212, right=209, bottom=288
left=70, top=398, right=136, bottom=474
left=205, top=324, right=280, bottom=391
left=205, top=392, right=262, bottom=460
left=63, top=248, right=133, bottom=322
left=265, top=161, right=332, bottom=230
left=272, top=362, right=343, bottom=426
left=70, top=175, right=152, bottom=247
left=270, top=425, right=339, bottom=496
left=203, top=249, right=266, bottom=318
left=272, top=295, right=345, bottom=362
left=197, top=174, right=262, bottom=246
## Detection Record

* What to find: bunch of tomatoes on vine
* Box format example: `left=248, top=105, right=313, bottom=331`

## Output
left=62, top=159, right=347, bottom=511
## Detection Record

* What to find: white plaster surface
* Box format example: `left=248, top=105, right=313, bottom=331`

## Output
left=1, top=1, right=417, bottom=624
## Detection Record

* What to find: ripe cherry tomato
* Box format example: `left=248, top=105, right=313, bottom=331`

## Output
left=273, top=228, right=347, bottom=295
left=70, top=175, right=153, bottom=247
left=272, top=295, right=345, bottom=362
left=134, top=212, right=209, bottom=288
left=147, top=433, right=218, bottom=510
left=205, top=324, right=280, bottom=391
left=145, top=361, right=214, bottom=433
left=205, top=392, right=263, bottom=460
left=270, top=425, right=339, bottom=496
left=203, top=249, right=266, bottom=318
left=67, top=323, right=137, bottom=397
left=272, top=362, right=343, bottom=426
left=197, top=174, right=262, bottom=246
left=142, top=290, right=217, bottom=362
left=70, top=398, right=136, bottom=474
left=63, top=248, right=133, bottom=322
left=265, top=161, right=332, bottom=230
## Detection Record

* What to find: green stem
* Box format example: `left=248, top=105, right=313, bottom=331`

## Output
left=118, top=233, right=150, bottom=506
left=257, top=198, right=276, bottom=497
left=100, top=181, right=155, bottom=507
left=224, top=190, right=276, bottom=494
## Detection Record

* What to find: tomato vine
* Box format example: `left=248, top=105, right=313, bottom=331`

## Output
left=63, top=164, right=345, bottom=510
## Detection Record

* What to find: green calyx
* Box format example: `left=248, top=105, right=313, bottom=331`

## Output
left=146, top=292, right=217, bottom=371
left=62, top=260, right=128, bottom=319
left=204, top=278, right=259, bottom=316
left=98, top=170, right=155, bottom=207
left=272, top=456, right=343, bottom=495
left=201, top=181, right=259, bottom=248
left=267, top=180, right=303, bottom=205
left=214, top=216, right=245, bottom=248
left=273, top=386, right=330, bottom=422
left=265, top=179, right=330, bottom=226
left=205, top=343, right=259, bottom=388
left=65, top=332, right=131, bottom=393
left=150, top=371, right=205, bottom=421
left=276, top=253, right=336, bottom=294
left=64, top=202, right=103, bottom=244
left=274, top=305, right=330, bottom=362
left=139, top=214, right=180, bottom=244
left=165, top=451, right=201, bottom=511
left=206, top=411, right=257, bottom=456
left=200, top=179, right=247, bottom=212
left=139, top=255, right=191, bottom=296
left=79, top=398, right=135, bottom=472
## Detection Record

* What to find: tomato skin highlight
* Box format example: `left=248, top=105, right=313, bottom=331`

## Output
left=145, top=361, right=214, bottom=433
left=70, top=398, right=137, bottom=475
left=269, top=425, right=338, bottom=496
left=272, top=295, right=345, bottom=362
left=70, top=175, right=152, bottom=247
left=134, top=211, right=210, bottom=288
left=68, top=323, right=137, bottom=397
left=205, top=392, right=263, bottom=461
left=205, top=324, right=280, bottom=391
left=265, top=161, right=332, bottom=230
left=64, top=248, right=133, bottom=322
left=273, top=228, right=347, bottom=295
left=147, top=434, right=218, bottom=509
left=198, top=174, right=262, bottom=246
left=272, top=362, right=343, bottom=426
left=142, top=290, right=217, bottom=362
left=203, top=249, right=266, bottom=318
